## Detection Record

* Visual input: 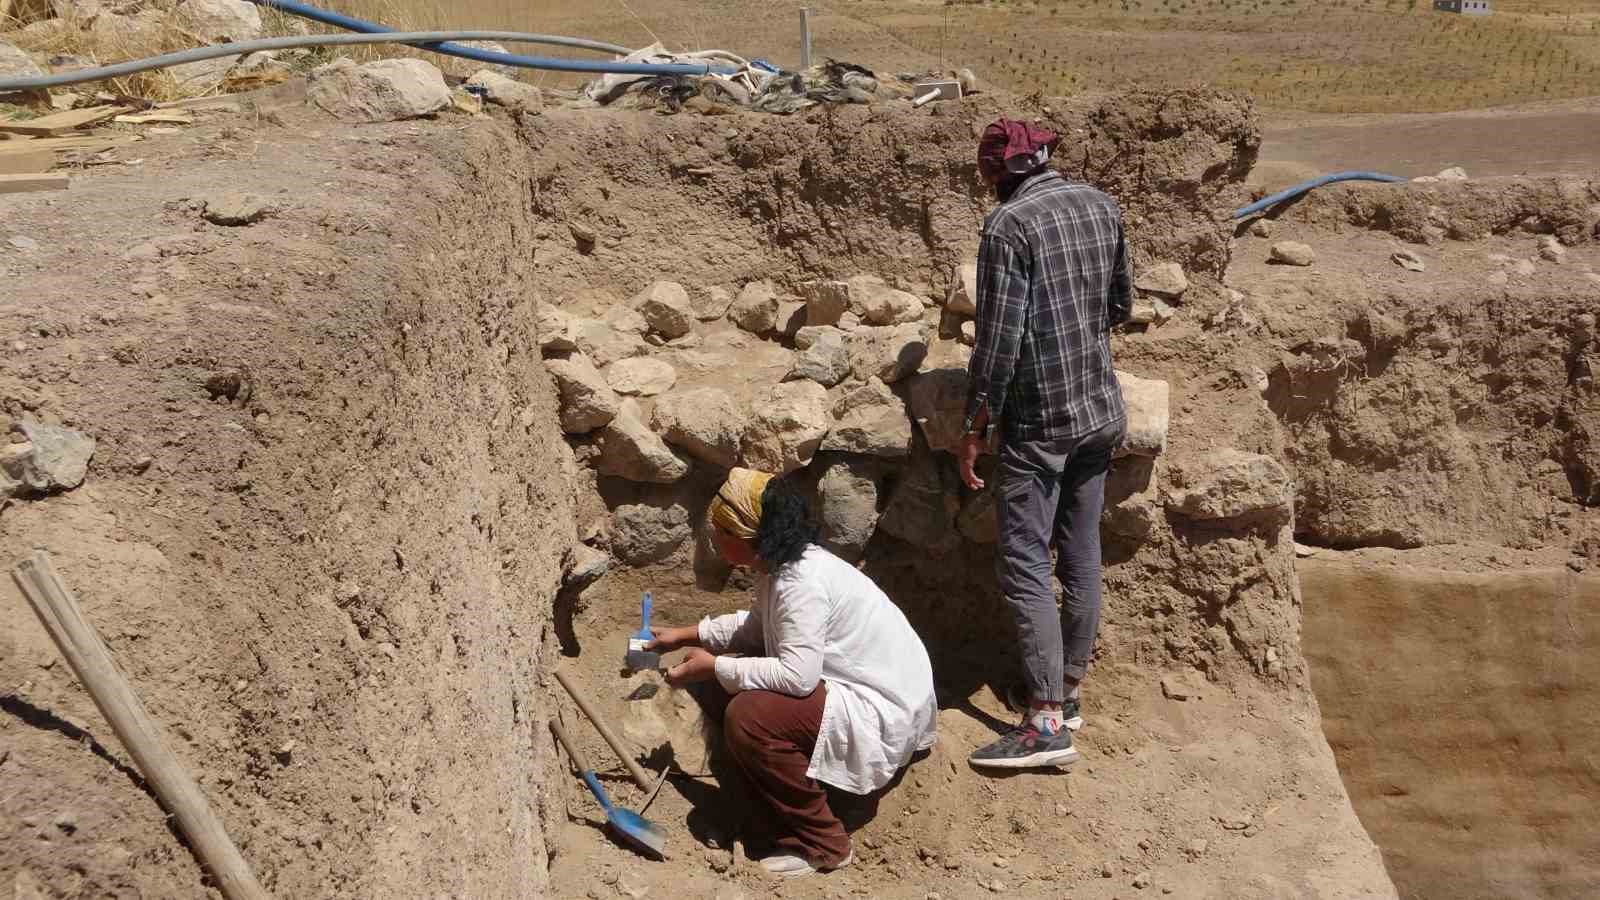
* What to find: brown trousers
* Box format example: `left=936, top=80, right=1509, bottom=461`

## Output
left=698, top=681, right=851, bottom=865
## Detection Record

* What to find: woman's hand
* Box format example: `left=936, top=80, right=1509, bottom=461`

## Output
left=645, top=624, right=700, bottom=653
left=664, top=647, right=717, bottom=688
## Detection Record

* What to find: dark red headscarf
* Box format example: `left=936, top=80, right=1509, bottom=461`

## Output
left=977, top=118, right=1059, bottom=181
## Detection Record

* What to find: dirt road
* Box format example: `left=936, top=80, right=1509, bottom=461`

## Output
left=1256, top=98, right=1600, bottom=188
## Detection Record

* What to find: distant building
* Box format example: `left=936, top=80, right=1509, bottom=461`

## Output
left=1434, top=0, right=1492, bottom=14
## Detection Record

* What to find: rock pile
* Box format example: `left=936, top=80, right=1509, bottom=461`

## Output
left=542, top=274, right=1183, bottom=564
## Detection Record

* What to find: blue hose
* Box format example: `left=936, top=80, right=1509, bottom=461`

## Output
left=248, top=0, right=733, bottom=76
left=1233, top=171, right=1408, bottom=219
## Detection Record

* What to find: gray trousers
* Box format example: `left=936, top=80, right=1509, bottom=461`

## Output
left=995, top=420, right=1123, bottom=704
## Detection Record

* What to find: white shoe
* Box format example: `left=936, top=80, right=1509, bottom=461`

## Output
left=759, top=849, right=854, bottom=878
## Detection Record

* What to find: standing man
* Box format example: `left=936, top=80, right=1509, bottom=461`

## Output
left=958, top=119, right=1131, bottom=770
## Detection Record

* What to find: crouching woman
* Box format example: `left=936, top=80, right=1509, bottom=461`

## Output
left=647, top=467, right=938, bottom=878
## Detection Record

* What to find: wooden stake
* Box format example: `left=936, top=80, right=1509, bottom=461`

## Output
left=10, top=552, right=271, bottom=900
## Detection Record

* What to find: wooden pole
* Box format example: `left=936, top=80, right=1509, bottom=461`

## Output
left=552, top=668, right=654, bottom=792
left=11, top=551, right=271, bottom=900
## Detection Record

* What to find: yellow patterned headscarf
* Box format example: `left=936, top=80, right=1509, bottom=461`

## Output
left=708, top=467, right=774, bottom=541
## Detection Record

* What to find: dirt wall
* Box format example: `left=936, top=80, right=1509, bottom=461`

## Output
left=1301, top=559, right=1600, bottom=900
left=1, top=113, right=571, bottom=896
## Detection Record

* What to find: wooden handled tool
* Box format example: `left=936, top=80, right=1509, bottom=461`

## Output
left=553, top=668, right=654, bottom=792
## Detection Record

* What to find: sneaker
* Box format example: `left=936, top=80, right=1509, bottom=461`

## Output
left=760, top=849, right=854, bottom=878
left=969, top=724, right=1081, bottom=770
left=1004, top=683, right=1084, bottom=731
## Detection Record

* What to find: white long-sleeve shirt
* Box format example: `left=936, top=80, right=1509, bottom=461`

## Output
left=697, top=545, right=938, bottom=794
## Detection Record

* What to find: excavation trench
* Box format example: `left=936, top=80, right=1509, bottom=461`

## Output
left=19, top=85, right=1597, bottom=899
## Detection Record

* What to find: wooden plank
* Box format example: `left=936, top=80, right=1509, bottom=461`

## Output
left=0, top=149, right=53, bottom=175
left=0, top=134, right=136, bottom=154
left=11, top=552, right=271, bottom=900
left=0, top=106, right=132, bottom=137
left=114, top=112, right=195, bottom=125
left=0, top=173, right=68, bottom=193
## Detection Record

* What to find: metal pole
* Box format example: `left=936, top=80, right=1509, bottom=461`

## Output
left=799, top=7, right=813, bottom=70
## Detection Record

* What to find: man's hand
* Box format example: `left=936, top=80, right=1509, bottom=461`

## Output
left=959, top=431, right=988, bottom=491
left=664, top=647, right=717, bottom=688
left=645, top=624, right=699, bottom=653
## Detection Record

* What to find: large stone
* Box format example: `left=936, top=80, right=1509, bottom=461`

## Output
left=621, top=671, right=717, bottom=776
left=786, top=328, right=851, bottom=387
left=851, top=276, right=923, bottom=326
left=605, top=357, right=676, bottom=397
left=611, top=503, right=691, bottom=566
left=631, top=281, right=694, bottom=338
left=693, top=286, right=733, bottom=321
left=1269, top=241, right=1315, bottom=267
left=740, top=381, right=830, bottom=475
left=307, top=58, right=451, bottom=123
left=906, top=368, right=969, bottom=454
left=174, top=0, right=262, bottom=42
left=536, top=303, right=578, bottom=352
left=849, top=324, right=929, bottom=384
left=89, top=10, right=165, bottom=48
left=1135, top=261, right=1189, bottom=298
left=9, top=422, right=94, bottom=493
left=946, top=263, right=978, bottom=316
left=820, top=378, right=912, bottom=458
left=0, top=40, right=44, bottom=82
left=775, top=301, right=807, bottom=340
left=729, top=280, right=780, bottom=334
left=466, top=69, right=543, bottom=111
left=570, top=317, right=649, bottom=367
left=544, top=355, right=620, bottom=434
left=794, top=325, right=842, bottom=351
left=1165, top=449, right=1292, bottom=522
left=800, top=280, right=850, bottom=327
left=1115, top=371, right=1170, bottom=458
left=596, top=399, right=690, bottom=483
left=815, top=456, right=882, bottom=561
left=653, top=387, right=741, bottom=468
left=878, top=448, right=959, bottom=549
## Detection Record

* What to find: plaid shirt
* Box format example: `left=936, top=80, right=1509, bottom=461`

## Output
left=963, top=171, right=1132, bottom=443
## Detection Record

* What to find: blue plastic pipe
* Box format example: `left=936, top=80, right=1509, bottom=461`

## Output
left=1233, top=171, right=1408, bottom=219
left=248, top=0, right=733, bottom=76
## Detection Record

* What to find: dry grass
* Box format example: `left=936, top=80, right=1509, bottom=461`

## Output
left=4, top=0, right=1597, bottom=110
left=855, top=0, right=1600, bottom=113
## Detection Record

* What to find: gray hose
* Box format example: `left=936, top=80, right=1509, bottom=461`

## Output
left=0, top=30, right=647, bottom=91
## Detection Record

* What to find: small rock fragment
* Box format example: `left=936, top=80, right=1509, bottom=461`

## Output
left=1248, top=218, right=1272, bottom=238
left=1135, top=261, right=1188, bottom=298
left=1188, top=838, right=1208, bottom=858
left=1133, top=871, right=1153, bottom=889
left=1391, top=249, right=1425, bottom=272
left=1436, top=166, right=1468, bottom=181
left=1269, top=241, right=1315, bottom=267
left=1537, top=236, right=1566, bottom=263
left=465, top=69, right=542, bottom=111
left=201, top=192, right=272, bottom=227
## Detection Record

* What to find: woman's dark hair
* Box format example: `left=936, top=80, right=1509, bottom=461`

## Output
left=754, top=478, right=819, bottom=570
